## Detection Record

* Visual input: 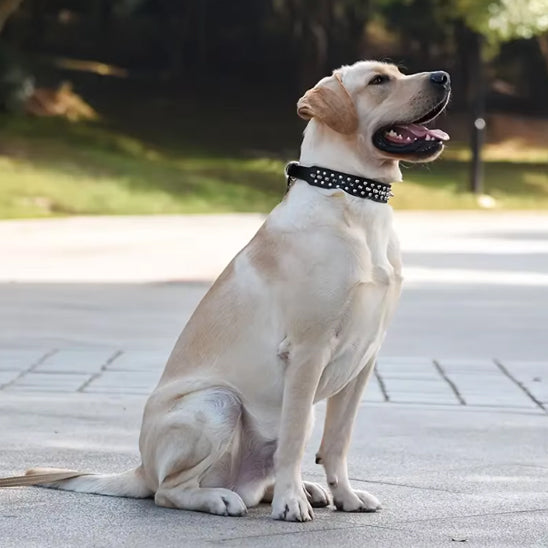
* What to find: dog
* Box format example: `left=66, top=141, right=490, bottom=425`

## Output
left=0, top=61, right=450, bottom=522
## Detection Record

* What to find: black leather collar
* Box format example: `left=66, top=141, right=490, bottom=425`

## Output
left=285, top=162, right=393, bottom=204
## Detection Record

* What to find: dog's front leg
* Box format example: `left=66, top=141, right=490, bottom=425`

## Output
left=316, top=360, right=381, bottom=512
left=271, top=345, right=330, bottom=522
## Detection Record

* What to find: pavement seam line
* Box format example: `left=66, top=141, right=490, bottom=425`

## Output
left=209, top=521, right=402, bottom=543
left=397, top=506, right=548, bottom=526
left=348, top=477, right=461, bottom=494
left=76, top=350, right=124, bottom=392
left=306, top=471, right=461, bottom=494
left=432, top=359, right=466, bottom=405
left=0, top=348, right=59, bottom=390
left=493, top=358, right=546, bottom=413
left=374, top=363, right=390, bottom=402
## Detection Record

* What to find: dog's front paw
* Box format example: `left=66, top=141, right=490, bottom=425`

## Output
left=333, top=489, right=380, bottom=513
left=271, top=490, right=314, bottom=522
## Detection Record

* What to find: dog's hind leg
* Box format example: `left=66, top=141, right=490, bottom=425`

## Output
left=155, top=485, right=247, bottom=516
left=233, top=434, right=277, bottom=508
left=142, top=387, right=247, bottom=516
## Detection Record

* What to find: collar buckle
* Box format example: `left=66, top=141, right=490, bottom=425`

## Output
left=285, top=161, right=299, bottom=190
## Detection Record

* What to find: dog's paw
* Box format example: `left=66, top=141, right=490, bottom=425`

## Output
left=271, top=490, right=314, bottom=522
left=206, top=490, right=248, bottom=517
left=333, top=489, right=380, bottom=513
left=303, top=481, right=330, bottom=508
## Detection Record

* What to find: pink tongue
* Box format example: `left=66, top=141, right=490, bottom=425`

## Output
left=395, top=124, right=450, bottom=141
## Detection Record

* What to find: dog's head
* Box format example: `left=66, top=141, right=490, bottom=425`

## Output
left=297, top=61, right=451, bottom=163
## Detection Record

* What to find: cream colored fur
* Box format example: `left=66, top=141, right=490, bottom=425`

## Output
left=0, top=61, right=449, bottom=522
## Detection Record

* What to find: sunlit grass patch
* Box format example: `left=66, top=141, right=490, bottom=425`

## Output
left=0, top=115, right=547, bottom=218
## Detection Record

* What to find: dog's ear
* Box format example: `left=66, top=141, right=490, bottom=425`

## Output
left=297, top=73, right=358, bottom=135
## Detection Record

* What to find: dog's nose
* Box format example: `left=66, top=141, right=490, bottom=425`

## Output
left=430, top=71, right=450, bottom=89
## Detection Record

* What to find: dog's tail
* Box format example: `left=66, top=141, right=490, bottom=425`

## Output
left=0, top=466, right=153, bottom=498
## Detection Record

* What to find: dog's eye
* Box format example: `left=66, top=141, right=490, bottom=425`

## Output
left=369, top=75, right=389, bottom=85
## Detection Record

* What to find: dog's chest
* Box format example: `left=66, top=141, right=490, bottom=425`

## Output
left=267, top=192, right=402, bottom=402
left=313, top=227, right=402, bottom=402
left=314, top=277, right=398, bottom=401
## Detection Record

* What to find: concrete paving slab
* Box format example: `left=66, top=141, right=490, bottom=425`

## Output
left=0, top=349, right=51, bottom=371
left=0, top=394, right=546, bottom=547
left=0, top=212, right=547, bottom=545
left=83, top=371, right=159, bottom=395
left=106, top=350, right=171, bottom=371
left=0, top=371, right=20, bottom=385
left=362, top=378, right=386, bottom=402
left=387, top=393, right=461, bottom=405
left=397, top=511, right=548, bottom=548
left=34, top=349, right=118, bottom=374
left=7, top=372, right=91, bottom=392
left=2, top=212, right=548, bottom=284
left=501, top=361, right=548, bottom=405
left=1, top=345, right=545, bottom=410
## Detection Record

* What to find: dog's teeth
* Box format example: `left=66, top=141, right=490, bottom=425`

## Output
left=386, top=129, right=411, bottom=143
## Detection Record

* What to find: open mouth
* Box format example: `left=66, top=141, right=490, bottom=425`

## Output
left=372, top=98, right=450, bottom=157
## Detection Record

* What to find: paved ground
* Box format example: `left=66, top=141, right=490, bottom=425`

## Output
left=1, top=394, right=547, bottom=547
left=0, top=348, right=545, bottom=411
left=1, top=213, right=547, bottom=546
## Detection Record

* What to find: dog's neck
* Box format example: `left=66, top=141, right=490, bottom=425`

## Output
left=299, top=120, right=402, bottom=185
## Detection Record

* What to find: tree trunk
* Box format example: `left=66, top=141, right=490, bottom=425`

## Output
left=468, top=30, right=486, bottom=195
left=27, top=0, right=45, bottom=50
left=0, top=0, right=23, bottom=35
left=299, top=2, right=329, bottom=90
left=537, top=33, right=548, bottom=74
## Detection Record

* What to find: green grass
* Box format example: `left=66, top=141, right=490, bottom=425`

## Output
left=394, top=159, right=548, bottom=209
left=1, top=114, right=547, bottom=218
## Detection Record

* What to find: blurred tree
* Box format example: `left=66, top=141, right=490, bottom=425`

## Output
left=377, top=0, right=548, bottom=193
left=538, top=32, right=548, bottom=73
left=273, top=0, right=374, bottom=90
left=1, top=0, right=547, bottom=141
left=0, top=0, right=33, bottom=112
left=378, top=0, right=455, bottom=67
left=0, top=0, right=23, bottom=34
left=453, top=0, right=548, bottom=193
left=455, top=0, right=548, bottom=44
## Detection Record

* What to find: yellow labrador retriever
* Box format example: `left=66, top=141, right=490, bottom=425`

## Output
left=0, top=61, right=450, bottom=522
